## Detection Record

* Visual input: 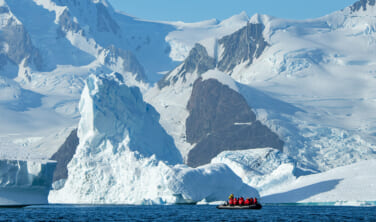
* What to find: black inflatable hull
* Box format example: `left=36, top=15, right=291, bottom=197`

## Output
left=216, top=203, right=262, bottom=210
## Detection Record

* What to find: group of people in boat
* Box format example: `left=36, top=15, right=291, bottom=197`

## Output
left=227, top=194, right=258, bottom=206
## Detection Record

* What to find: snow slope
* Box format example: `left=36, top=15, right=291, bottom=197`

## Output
left=261, top=159, right=376, bottom=206
left=49, top=73, right=258, bottom=204
left=165, top=12, right=250, bottom=61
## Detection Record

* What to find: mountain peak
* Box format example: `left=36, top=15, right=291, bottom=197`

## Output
left=250, top=13, right=261, bottom=24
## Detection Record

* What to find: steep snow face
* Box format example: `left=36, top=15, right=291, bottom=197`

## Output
left=0, top=159, right=56, bottom=205
left=5, top=0, right=93, bottom=70
left=6, top=0, right=149, bottom=82
left=34, top=0, right=176, bottom=82
left=49, top=73, right=258, bottom=204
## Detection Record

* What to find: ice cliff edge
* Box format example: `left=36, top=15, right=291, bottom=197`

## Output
left=0, top=159, right=56, bottom=206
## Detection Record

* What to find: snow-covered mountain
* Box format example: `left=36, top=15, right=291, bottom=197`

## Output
left=146, top=0, right=376, bottom=204
left=1, top=0, right=376, bottom=205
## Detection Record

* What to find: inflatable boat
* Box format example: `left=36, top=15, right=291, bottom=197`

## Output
left=216, top=203, right=262, bottom=210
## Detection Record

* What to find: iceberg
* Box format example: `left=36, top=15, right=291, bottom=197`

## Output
left=0, top=159, right=55, bottom=206
left=49, top=73, right=258, bottom=204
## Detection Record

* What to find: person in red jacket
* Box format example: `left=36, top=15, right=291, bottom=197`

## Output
left=234, top=198, right=239, bottom=205
left=244, top=198, right=250, bottom=205
left=254, top=197, right=258, bottom=204
left=250, top=197, right=254, bottom=205
left=228, top=194, right=234, bottom=205
left=239, top=197, right=244, bottom=205
left=228, top=198, right=234, bottom=205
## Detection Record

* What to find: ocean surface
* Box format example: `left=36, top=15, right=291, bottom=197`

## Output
left=0, top=204, right=375, bottom=221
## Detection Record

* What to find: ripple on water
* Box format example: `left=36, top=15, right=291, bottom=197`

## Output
left=0, top=205, right=375, bottom=221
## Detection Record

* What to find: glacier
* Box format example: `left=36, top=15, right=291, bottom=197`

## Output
left=211, top=148, right=296, bottom=193
left=49, top=73, right=259, bottom=204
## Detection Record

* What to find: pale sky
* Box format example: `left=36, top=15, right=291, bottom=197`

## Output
left=108, top=0, right=356, bottom=22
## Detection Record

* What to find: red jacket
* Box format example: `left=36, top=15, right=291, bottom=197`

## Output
left=234, top=198, right=239, bottom=205
left=254, top=198, right=258, bottom=204
left=250, top=198, right=254, bottom=205
left=239, top=197, right=244, bottom=205
left=244, top=199, right=250, bottom=205
left=229, top=198, right=234, bottom=205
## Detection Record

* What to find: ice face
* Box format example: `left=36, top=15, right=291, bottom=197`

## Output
left=77, top=73, right=182, bottom=164
left=0, top=159, right=55, bottom=187
left=0, top=159, right=56, bottom=206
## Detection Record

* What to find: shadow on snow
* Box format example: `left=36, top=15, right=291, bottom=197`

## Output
left=262, top=179, right=343, bottom=203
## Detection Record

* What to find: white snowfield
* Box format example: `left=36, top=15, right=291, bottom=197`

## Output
left=49, top=74, right=259, bottom=204
left=165, top=11, right=250, bottom=61
left=261, top=159, right=376, bottom=206
left=0, top=159, right=56, bottom=205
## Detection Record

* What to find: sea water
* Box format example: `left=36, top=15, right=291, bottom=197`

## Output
left=0, top=205, right=375, bottom=221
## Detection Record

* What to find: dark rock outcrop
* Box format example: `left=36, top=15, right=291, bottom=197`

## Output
left=158, top=43, right=216, bottom=88
left=351, top=0, right=376, bottom=12
left=218, top=23, right=268, bottom=73
left=178, top=43, right=217, bottom=77
left=58, top=9, right=81, bottom=34
left=0, top=21, right=43, bottom=70
left=186, top=78, right=284, bottom=167
left=50, top=129, right=79, bottom=182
